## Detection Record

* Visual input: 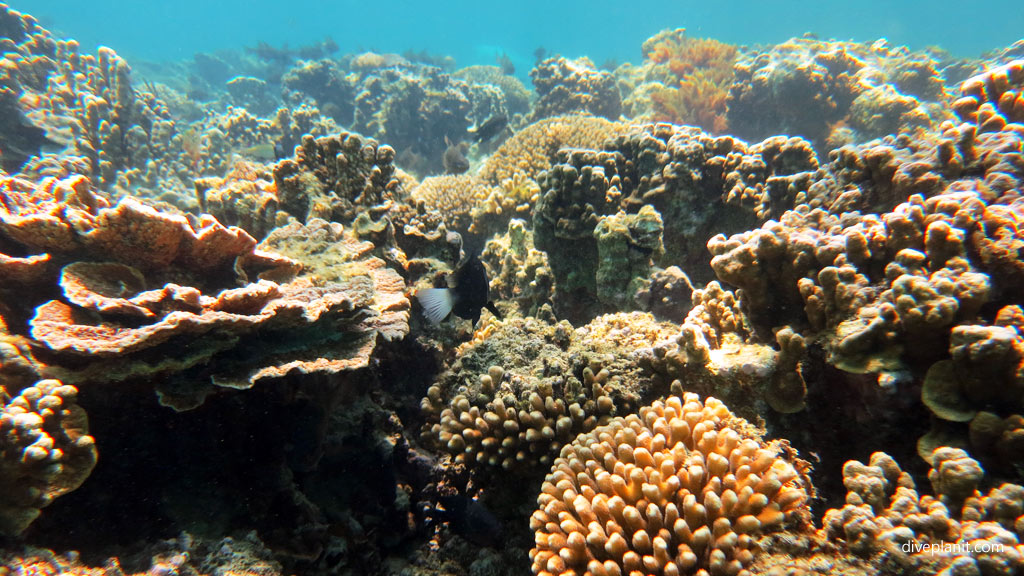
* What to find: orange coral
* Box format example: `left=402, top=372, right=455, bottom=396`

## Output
left=642, top=29, right=738, bottom=82
left=650, top=70, right=731, bottom=134
left=642, top=30, right=737, bottom=133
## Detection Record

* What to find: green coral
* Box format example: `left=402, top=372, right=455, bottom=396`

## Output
left=593, top=205, right=664, bottom=310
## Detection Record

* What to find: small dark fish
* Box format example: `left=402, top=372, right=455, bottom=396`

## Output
left=436, top=495, right=503, bottom=548
left=470, top=114, right=508, bottom=143
left=416, top=254, right=501, bottom=326
left=442, top=138, right=470, bottom=174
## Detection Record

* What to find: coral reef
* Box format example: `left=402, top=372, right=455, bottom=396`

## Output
left=3, top=6, right=1024, bottom=576
left=530, top=57, right=623, bottom=121
left=272, top=131, right=403, bottom=226
left=0, top=379, right=95, bottom=536
left=455, top=65, right=532, bottom=118
left=530, top=393, right=810, bottom=576
left=533, top=123, right=818, bottom=322
left=952, top=59, right=1024, bottom=136
left=726, top=37, right=948, bottom=147
left=635, top=29, right=738, bottom=133
left=479, top=114, right=630, bottom=187
left=479, top=218, right=555, bottom=319
left=421, top=314, right=679, bottom=485
left=822, top=449, right=1024, bottom=574
left=0, top=174, right=408, bottom=410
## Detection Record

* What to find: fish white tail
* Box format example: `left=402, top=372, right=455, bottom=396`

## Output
left=416, top=288, right=454, bottom=325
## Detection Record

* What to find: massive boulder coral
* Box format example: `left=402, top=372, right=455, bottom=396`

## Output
left=533, top=123, right=818, bottom=321
left=726, top=37, right=948, bottom=147
left=529, top=392, right=811, bottom=576
left=530, top=57, right=622, bottom=121
left=0, top=379, right=96, bottom=536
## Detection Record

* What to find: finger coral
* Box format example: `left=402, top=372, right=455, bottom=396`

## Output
left=530, top=392, right=810, bottom=576
left=422, top=313, right=679, bottom=483
left=822, top=449, right=1024, bottom=574
left=0, top=379, right=96, bottom=536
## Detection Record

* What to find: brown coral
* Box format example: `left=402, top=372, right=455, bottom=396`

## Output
left=529, top=393, right=810, bottom=576
left=479, top=114, right=629, bottom=187
left=0, top=379, right=96, bottom=535
left=822, top=449, right=1024, bottom=574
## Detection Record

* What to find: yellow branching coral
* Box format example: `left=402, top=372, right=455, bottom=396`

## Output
left=530, top=392, right=810, bottom=576
left=479, top=115, right=629, bottom=187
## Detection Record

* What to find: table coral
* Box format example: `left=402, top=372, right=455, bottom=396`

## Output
left=2, top=174, right=408, bottom=409
left=529, top=392, right=810, bottom=576
left=0, top=379, right=96, bottom=536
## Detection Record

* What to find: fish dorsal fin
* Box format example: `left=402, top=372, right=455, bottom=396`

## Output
left=416, top=288, right=454, bottom=325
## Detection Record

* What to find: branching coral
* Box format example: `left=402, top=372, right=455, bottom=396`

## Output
left=421, top=314, right=679, bottom=483
left=640, top=29, right=738, bottom=133
left=822, top=449, right=1024, bottom=574
left=530, top=392, right=810, bottom=576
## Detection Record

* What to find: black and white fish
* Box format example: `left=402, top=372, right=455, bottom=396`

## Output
left=416, top=254, right=502, bottom=326
left=469, top=114, right=508, bottom=143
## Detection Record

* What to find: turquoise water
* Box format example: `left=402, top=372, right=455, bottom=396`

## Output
left=14, top=0, right=1024, bottom=71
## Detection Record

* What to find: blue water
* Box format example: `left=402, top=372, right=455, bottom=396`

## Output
left=12, top=0, right=1024, bottom=73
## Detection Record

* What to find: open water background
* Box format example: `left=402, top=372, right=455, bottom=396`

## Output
left=11, top=0, right=1024, bottom=73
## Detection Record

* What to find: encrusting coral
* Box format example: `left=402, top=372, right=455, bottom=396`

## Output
left=529, top=392, right=811, bottom=576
